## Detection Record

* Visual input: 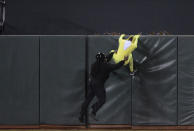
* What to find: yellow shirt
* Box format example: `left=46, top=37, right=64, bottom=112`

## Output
left=111, top=34, right=140, bottom=72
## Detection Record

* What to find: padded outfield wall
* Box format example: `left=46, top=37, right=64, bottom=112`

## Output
left=0, top=35, right=194, bottom=128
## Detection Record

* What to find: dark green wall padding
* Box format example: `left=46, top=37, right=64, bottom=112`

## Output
left=0, top=35, right=193, bottom=126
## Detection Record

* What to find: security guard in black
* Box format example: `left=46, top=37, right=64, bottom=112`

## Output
left=79, top=52, right=128, bottom=122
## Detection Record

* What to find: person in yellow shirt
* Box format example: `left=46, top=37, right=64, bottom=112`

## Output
left=110, top=34, right=140, bottom=74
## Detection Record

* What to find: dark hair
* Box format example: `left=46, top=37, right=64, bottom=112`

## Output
left=96, top=52, right=105, bottom=63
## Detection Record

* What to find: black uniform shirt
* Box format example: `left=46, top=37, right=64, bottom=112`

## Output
left=90, top=52, right=125, bottom=84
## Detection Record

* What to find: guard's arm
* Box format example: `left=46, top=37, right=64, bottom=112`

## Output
left=108, top=60, right=125, bottom=72
left=106, top=51, right=114, bottom=62
left=107, top=56, right=128, bottom=71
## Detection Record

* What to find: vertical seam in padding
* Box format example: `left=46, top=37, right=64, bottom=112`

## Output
left=85, top=35, right=89, bottom=128
left=38, top=36, right=41, bottom=125
left=177, top=36, right=179, bottom=126
left=131, top=76, right=133, bottom=125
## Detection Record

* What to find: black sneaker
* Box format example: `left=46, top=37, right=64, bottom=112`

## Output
left=90, top=112, right=99, bottom=121
left=78, top=115, right=84, bottom=123
left=130, top=72, right=135, bottom=76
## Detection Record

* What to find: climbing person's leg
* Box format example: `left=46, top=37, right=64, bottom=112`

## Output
left=128, top=53, right=134, bottom=73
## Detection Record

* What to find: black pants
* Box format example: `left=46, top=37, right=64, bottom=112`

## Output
left=80, top=79, right=106, bottom=118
